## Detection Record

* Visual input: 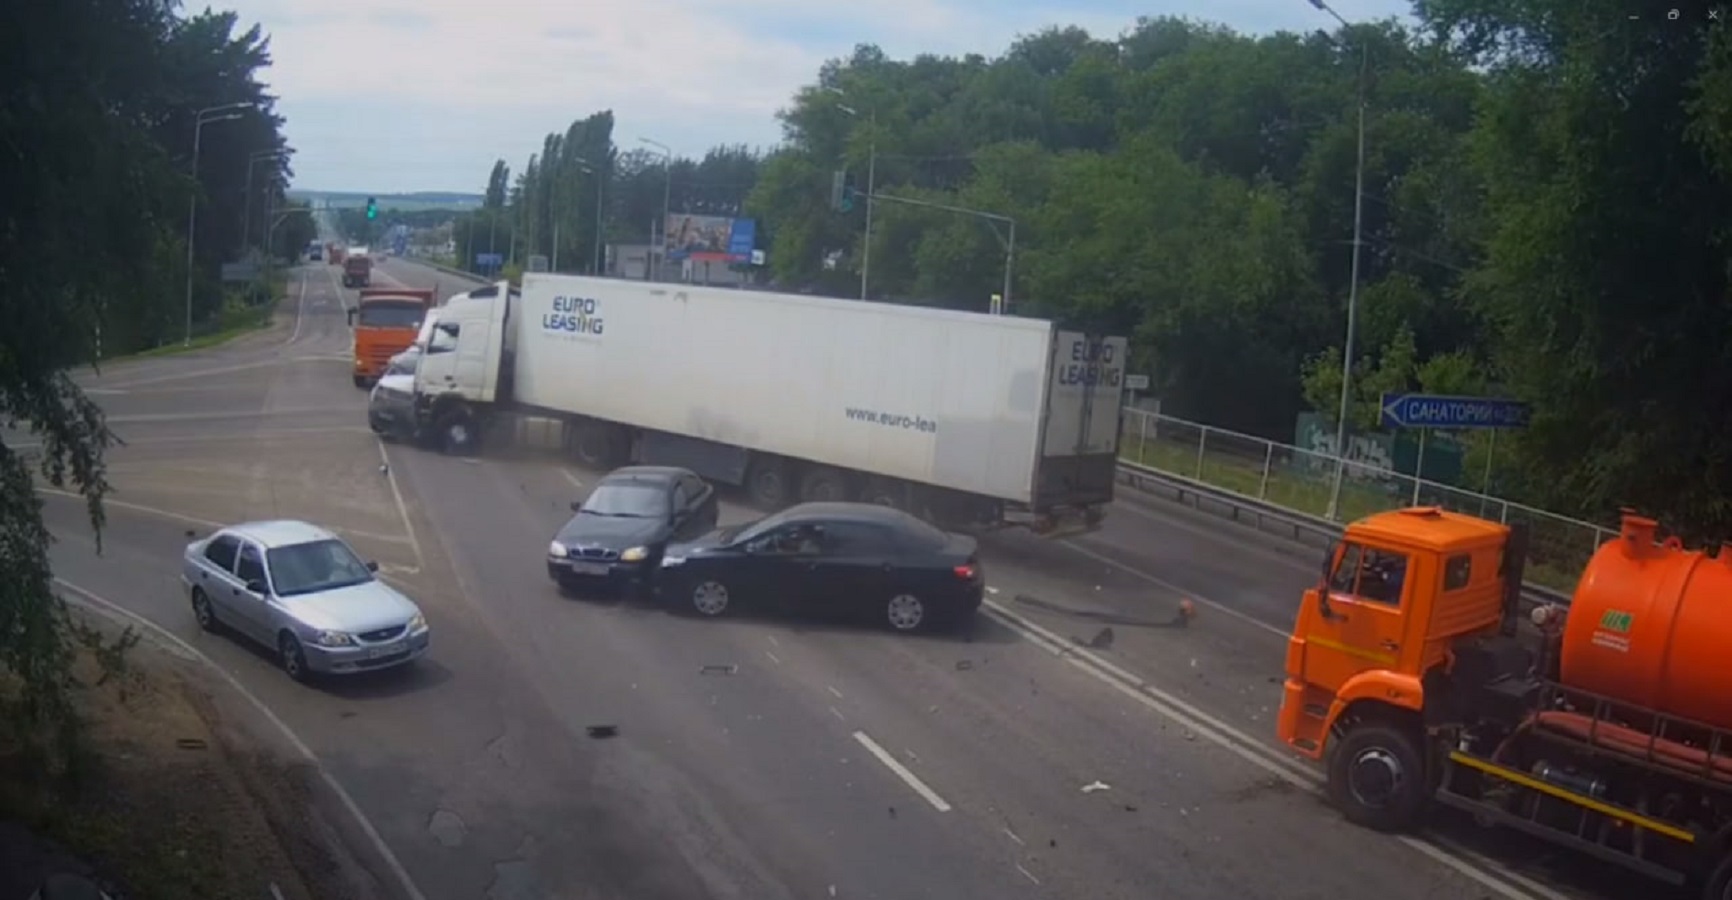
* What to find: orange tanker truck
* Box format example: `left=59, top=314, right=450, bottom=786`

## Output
left=347, top=287, right=435, bottom=388
left=1280, top=507, right=1732, bottom=898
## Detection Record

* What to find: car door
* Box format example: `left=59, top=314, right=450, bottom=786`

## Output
left=229, top=541, right=275, bottom=642
left=197, top=534, right=243, bottom=621
left=1303, top=541, right=1416, bottom=689
left=736, top=524, right=825, bottom=612
left=805, top=522, right=895, bottom=617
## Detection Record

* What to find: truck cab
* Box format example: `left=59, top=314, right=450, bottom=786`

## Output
left=347, top=288, right=435, bottom=388
left=1278, top=507, right=1514, bottom=760
left=342, top=254, right=372, bottom=288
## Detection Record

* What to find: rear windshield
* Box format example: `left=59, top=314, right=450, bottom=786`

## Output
left=358, top=300, right=426, bottom=329
left=890, top=512, right=951, bottom=550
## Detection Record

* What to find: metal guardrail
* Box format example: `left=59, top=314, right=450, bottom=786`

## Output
left=1111, top=457, right=1575, bottom=608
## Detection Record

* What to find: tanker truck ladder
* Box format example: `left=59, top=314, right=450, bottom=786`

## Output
left=1431, top=679, right=1732, bottom=888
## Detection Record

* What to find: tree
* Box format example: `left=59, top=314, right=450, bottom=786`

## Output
left=1, top=0, right=296, bottom=766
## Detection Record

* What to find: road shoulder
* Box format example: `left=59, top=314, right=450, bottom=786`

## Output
left=0, top=612, right=386, bottom=900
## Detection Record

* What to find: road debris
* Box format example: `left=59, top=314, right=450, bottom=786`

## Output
left=585, top=725, right=619, bottom=739
left=700, top=664, right=738, bottom=676
left=1081, top=780, right=1111, bottom=793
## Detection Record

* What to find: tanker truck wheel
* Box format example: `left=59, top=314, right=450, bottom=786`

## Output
left=1702, top=852, right=1732, bottom=900
left=1327, top=720, right=1427, bottom=832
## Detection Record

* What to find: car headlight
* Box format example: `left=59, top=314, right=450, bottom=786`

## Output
left=661, top=554, right=686, bottom=567
left=314, top=630, right=354, bottom=647
left=620, top=546, right=648, bottom=562
left=408, top=612, right=427, bottom=632
left=548, top=540, right=568, bottom=558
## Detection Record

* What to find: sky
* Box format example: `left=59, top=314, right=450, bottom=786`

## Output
left=226, top=0, right=1414, bottom=194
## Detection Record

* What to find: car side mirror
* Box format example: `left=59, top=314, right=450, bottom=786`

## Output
left=570, top=500, right=583, bottom=512
left=245, top=579, right=268, bottom=595
left=366, top=560, right=379, bottom=572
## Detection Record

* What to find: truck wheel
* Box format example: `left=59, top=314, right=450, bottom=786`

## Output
left=572, top=423, right=624, bottom=469
left=859, top=478, right=909, bottom=511
left=1703, top=853, right=1732, bottom=900
left=436, top=412, right=477, bottom=456
left=745, top=458, right=791, bottom=509
left=798, top=467, right=848, bottom=503
left=353, top=374, right=369, bottom=389
left=1327, top=720, right=1427, bottom=832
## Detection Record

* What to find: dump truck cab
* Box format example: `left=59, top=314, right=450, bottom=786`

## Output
left=348, top=287, right=435, bottom=388
left=1278, top=507, right=1517, bottom=760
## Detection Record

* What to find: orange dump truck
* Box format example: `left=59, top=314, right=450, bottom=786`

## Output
left=347, top=287, right=435, bottom=388
left=1279, top=507, right=1732, bottom=897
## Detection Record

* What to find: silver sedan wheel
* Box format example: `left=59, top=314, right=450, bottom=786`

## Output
left=691, top=581, right=729, bottom=617
left=886, top=593, right=926, bottom=632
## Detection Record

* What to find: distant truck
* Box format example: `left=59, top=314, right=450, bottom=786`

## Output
left=341, top=254, right=372, bottom=288
left=347, top=287, right=435, bottom=388
left=399, top=275, right=1128, bottom=534
left=328, top=244, right=346, bottom=267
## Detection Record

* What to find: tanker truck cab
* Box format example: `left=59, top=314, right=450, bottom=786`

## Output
left=1281, top=508, right=1732, bottom=898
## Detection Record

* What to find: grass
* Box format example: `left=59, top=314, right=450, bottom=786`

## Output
left=1117, top=425, right=1594, bottom=592
left=108, top=279, right=281, bottom=361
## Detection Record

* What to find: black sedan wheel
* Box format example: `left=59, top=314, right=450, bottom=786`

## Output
left=886, top=592, right=927, bottom=632
left=690, top=580, right=730, bottom=617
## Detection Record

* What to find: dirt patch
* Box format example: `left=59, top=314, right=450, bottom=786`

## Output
left=0, top=631, right=384, bottom=900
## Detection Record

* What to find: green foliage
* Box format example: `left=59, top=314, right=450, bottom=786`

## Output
left=2, top=0, right=295, bottom=765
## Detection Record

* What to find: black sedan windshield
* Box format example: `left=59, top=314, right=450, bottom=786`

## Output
left=267, top=539, right=374, bottom=597
left=580, top=482, right=667, bottom=519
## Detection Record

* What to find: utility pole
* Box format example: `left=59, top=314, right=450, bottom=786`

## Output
left=184, top=102, right=250, bottom=345
left=1307, top=0, right=1368, bottom=520
left=827, top=89, right=878, bottom=300
left=867, top=191, right=1015, bottom=314
left=573, top=156, right=607, bottom=275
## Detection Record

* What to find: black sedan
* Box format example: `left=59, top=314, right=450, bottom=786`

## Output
left=657, top=502, right=984, bottom=633
left=547, top=466, right=719, bottom=595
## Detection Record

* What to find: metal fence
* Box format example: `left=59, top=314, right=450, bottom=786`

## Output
left=1117, top=407, right=1610, bottom=593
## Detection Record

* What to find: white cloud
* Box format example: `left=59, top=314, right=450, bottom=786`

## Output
left=226, top=0, right=1412, bottom=192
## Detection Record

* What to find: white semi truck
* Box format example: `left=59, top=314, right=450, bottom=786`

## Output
left=404, top=275, right=1128, bottom=533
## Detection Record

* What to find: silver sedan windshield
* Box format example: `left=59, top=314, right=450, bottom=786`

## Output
left=267, top=539, right=374, bottom=597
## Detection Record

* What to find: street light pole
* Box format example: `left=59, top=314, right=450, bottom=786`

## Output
left=827, top=89, right=878, bottom=300
left=1308, top=0, right=1368, bottom=520
left=867, top=191, right=1014, bottom=315
left=243, top=150, right=287, bottom=253
left=183, top=102, right=250, bottom=346
left=640, top=137, right=673, bottom=281
left=573, top=157, right=607, bottom=275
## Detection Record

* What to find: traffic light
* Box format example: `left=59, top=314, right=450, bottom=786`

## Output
left=365, top=197, right=377, bottom=220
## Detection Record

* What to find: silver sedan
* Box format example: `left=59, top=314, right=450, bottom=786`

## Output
left=180, top=519, right=430, bottom=682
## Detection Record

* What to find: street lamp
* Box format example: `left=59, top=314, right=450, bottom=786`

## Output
left=639, top=137, right=672, bottom=280
left=184, top=101, right=251, bottom=345
left=573, top=157, right=607, bottom=276
left=243, top=149, right=288, bottom=253
left=827, top=87, right=877, bottom=301
left=1307, top=0, right=1368, bottom=520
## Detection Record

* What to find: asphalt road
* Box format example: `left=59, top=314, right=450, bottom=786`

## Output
left=32, top=257, right=1650, bottom=900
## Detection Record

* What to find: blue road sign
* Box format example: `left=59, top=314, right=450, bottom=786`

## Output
left=1380, top=393, right=1532, bottom=430
left=475, top=252, right=504, bottom=267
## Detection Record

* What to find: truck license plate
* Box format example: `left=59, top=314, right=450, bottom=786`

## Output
left=568, top=562, right=609, bottom=576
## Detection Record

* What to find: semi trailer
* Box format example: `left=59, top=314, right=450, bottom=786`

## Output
left=1280, top=506, right=1732, bottom=898
left=401, top=275, right=1128, bottom=533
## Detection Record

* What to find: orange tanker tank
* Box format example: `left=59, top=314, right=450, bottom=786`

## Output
left=1560, top=511, right=1732, bottom=733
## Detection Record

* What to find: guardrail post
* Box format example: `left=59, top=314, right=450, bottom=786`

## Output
left=1194, top=426, right=1208, bottom=479
left=1139, top=409, right=1149, bottom=459
left=1258, top=441, right=1273, bottom=499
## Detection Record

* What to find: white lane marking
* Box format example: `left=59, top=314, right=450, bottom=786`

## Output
left=102, top=426, right=374, bottom=446
left=1108, top=496, right=1319, bottom=572
left=288, top=268, right=308, bottom=344
left=851, top=731, right=952, bottom=813
left=826, top=685, right=843, bottom=699
left=1057, top=538, right=1287, bottom=639
left=95, top=358, right=287, bottom=390
left=560, top=470, right=584, bottom=489
left=829, top=706, right=846, bottom=721
left=764, top=650, right=782, bottom=666
left=105, top=406, right=345, bottom=424
left=1002, top=827, right=1024, bottom=846
left=85, top=388, right=130, bottom=396
left=53, top=579, right=429, bottom=900
left=376, top=438, right=425, bottom=574
left=764, top=633, right=780, bottom=647
left=1015, top=864, right=1041, bottom=886
left=982, top=599, right=1565, bottom=900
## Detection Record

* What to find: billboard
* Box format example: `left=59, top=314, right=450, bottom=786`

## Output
left=664, top=214, right=756, bottom=263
